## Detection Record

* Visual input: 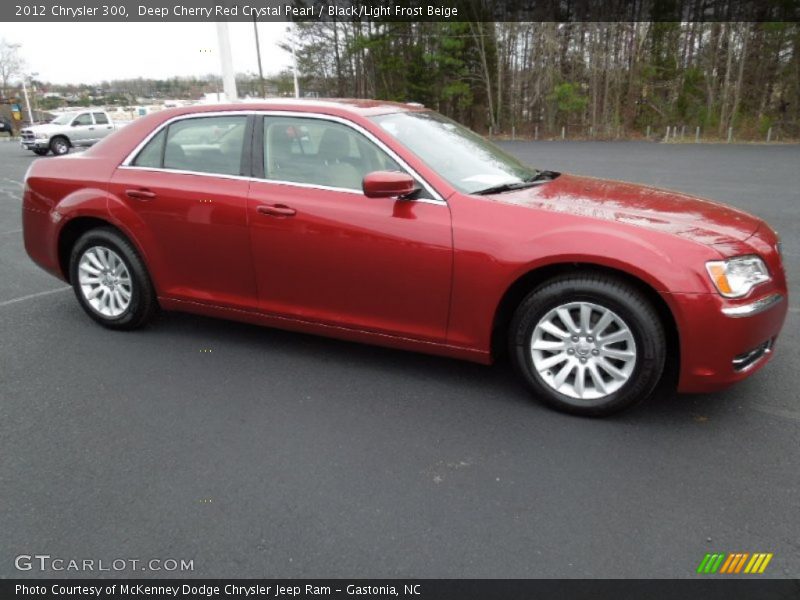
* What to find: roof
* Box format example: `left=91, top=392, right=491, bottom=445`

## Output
left=200, top=98, right=427, bottom=117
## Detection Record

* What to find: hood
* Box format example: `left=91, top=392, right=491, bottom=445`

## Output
left=21, top=123, right=64, bottom=135
left=489, top=173, right=762, bottom=246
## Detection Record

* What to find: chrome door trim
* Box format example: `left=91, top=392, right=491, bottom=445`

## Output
left=119, top=109, right=446, bottom=205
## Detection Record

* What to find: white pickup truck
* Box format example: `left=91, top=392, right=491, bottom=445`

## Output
left=20, top=110, right=121, bottom=156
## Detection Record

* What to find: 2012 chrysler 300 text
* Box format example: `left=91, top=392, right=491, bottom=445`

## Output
left=22, top=100, right=788, bottom=415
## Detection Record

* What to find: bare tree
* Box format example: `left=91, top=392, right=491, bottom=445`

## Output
left=0, top=39, right=24, bottom=99
left=282, top=20, right=799, bottom=139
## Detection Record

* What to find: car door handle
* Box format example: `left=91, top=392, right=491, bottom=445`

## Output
left=257, top=204, right=296, bottom=217
left=125, top=188, right=156, bottom=200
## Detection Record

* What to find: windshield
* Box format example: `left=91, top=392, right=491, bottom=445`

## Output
left=51, top=113, right=78, bottom=125
left=370, top=111, right=539, bottom=194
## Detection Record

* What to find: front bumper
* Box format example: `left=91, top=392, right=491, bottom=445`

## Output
left=668, top=289, right=788, bottom=393
left=21, top=139, right=49, bottom=150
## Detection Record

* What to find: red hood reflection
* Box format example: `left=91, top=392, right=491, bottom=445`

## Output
left=489, top=173, right=762, bottom=245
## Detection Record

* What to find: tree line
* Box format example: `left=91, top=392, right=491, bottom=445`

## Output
left=287, top=21, right=800, bottom=140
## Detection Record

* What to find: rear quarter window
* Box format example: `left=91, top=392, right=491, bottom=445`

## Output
left=132, top=129, right=166, bottom=168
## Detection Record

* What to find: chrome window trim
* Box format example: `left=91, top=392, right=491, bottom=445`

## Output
left=721, top=293, right=785, bottom=318
left=119, top=110, right=446, bottom=205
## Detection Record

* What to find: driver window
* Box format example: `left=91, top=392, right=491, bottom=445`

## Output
left=263, top=117, right=408, bottom=191
left=73, top=113, right=93, bottom=126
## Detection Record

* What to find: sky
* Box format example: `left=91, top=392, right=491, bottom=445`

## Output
left=0, top=22, right=294, bottom=85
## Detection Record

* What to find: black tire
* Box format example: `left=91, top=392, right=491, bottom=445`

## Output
left=509, top=274, right=666, bottom=416
left=33, top=148, right=49, bottom=156
left=69, top=227, right=158, bottom=330
left=50, top=136, right=70, bottom=156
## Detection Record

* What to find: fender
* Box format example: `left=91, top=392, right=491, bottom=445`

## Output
left=52, top=188, right=160, bottom=289
left=447, top=221, right=721, bottom=354
left=501, top=223, right=720, bottom=295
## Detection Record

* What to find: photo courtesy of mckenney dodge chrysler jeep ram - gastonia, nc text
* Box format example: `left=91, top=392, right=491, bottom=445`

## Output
left=21, top=99, right=788, bottom=416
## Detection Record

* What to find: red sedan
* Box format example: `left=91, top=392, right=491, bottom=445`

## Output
left=22, top=100, right=788, bottom=415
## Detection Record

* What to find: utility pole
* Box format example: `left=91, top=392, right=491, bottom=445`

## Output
left=30, top=72, right=39, bottom=121
left=21, top=77, right=33, bottom=125
left=253, top=16, right=266, bottom=98
left=215, top=21, right=238, bottom=101
left=287, top=26, right=300, bottom=98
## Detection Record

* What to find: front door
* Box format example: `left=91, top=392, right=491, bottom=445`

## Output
left=247, top=115, right=453, bottom=343
left=69, top=112, right=95, bottom=146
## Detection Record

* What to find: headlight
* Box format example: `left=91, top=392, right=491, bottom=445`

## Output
left=35, top=134, right=49, bottom=140
left=706, top=256, right=770, bottom=298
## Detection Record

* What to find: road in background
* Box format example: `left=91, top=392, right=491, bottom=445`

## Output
left=1, top=141, right=798, bottom=578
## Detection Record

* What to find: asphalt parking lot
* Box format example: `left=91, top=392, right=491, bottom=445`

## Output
left=1, top=139, right=798, bottom=579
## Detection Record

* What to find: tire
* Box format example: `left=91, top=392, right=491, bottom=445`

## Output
left=69, top=227, right=158, bottom=330
left=50, top=136, right=70, bottom=156
left=509, top=274, right=666, bottom=416
left=33, top=148, right=49, bottom=156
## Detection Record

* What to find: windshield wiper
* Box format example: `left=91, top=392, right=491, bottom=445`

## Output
left=473, top=181, right=537, bottom=195
left=472, top=170, right=559, bottom=195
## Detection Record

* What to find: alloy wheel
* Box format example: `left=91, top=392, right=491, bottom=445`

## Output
left=530, top=301, right=637, bottom=400
left=77, top=246, right=133, bottom=318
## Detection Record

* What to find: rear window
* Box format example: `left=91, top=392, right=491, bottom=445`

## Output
left=164, top=116, right=246, bottom=176
left=93, top=112, right=109, bottom=125
left=131, top=115, right=247, bottom=176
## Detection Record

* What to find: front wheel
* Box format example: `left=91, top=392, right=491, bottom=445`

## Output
left=50, top=136, right=70, bottom=155
left=509, top=274, right=666, bottom=416
left=69, top=228, right=158, bottom=330
left=32, top=148, right=49, bottom=156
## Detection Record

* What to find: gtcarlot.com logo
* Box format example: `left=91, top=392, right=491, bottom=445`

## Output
left=15, top=554, right=194, bottom=572
left=697, top=552, right=773, bottom=574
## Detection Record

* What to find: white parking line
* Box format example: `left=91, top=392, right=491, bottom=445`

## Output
left=0, top=287, right=70, bottom=308
left=0, top=229, right=21, bottom=235
left=0, top=190, right=21, bottom=201
left=1, top=177, right=23, bottom=188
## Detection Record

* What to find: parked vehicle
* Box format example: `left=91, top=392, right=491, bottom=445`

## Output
left=0, top=116, right=13, bottom=136
left=20, top=110, right=119, bottom=156
left=21, top=100, right=788, bottom=415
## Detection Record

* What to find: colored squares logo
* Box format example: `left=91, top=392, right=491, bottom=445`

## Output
left=697, top=553, right=773, bottom=574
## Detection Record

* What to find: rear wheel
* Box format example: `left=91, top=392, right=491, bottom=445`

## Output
left=69, top=228, right=158, bottom=330
left=50, top=136, right=70, bottom=155
left=509, top=274, right=666, bottom=416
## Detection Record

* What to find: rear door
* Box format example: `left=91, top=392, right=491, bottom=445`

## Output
left=108, top=113, right=258, bottom=310
left=91, top=111, right=114, bottom=141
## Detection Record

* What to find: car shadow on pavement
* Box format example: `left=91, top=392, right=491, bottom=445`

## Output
left=135, top=309, right=749, bottom=427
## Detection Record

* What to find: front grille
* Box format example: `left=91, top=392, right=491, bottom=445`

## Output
left=21, top=131, right=34, bottom=141
left=732, top=339, right=772, bottom=372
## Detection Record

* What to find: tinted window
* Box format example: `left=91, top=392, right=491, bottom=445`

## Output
left=73, top=113, right=93, bottom=126
left=132, top=129, right=166, bottom=168
left=263, top=117, right=402, bottom=190
left=93, top=112, right=109, bottom=125
left=164, top=116, right=247, bottom=176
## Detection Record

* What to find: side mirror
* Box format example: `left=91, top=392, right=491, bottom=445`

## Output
left=362, top=171, right=416, bottom=199
left=71, top=121, right=80, bottom=127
